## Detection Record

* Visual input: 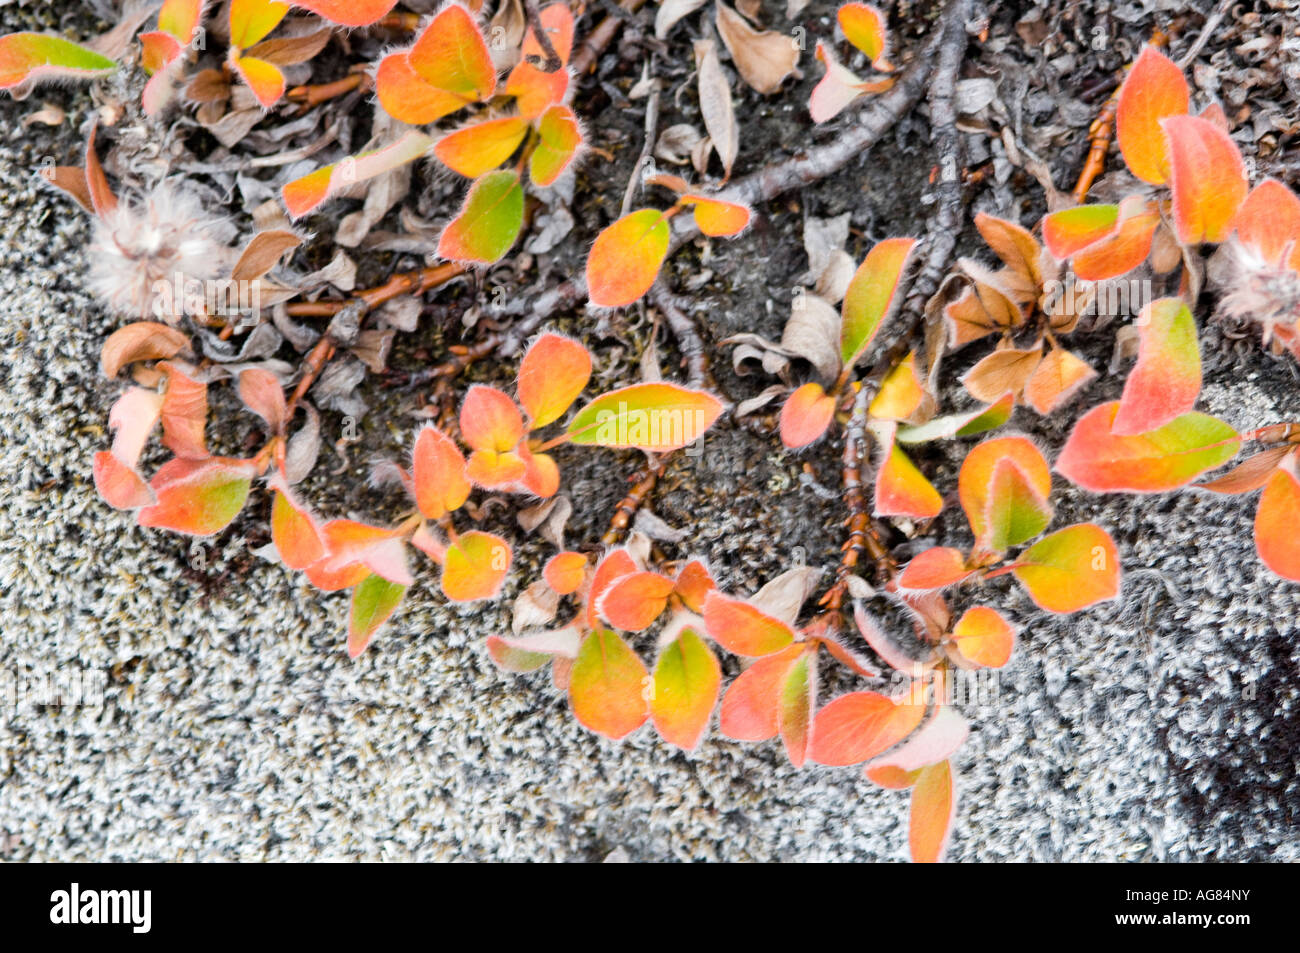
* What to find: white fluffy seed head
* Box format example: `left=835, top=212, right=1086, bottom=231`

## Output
left=88, top=182, right=235, bottom=320
left=1216, top=242, right=1300, bottom=346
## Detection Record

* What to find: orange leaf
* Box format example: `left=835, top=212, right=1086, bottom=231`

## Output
left=1009, top=523, right=1121, bottom=614
left=651, top=627, right=721, bottom=750
left=460, top=384, right=525, bottom=453
left=375, top=51, right=471, bottom=125
left=1233, top=178, right=1300, bottom=269
left=569, top=628, right=649, bottom=740
left=441, top=529, right=511, bottom=602
left=958, top=436, right=1051, bottom=547
left=1023, top=347, right=1096, bottom=415
left=434, top=116, right=530, bottom=178
left=1056, top=402, right=1240, bottom=492
left=837, top=2, right=890, bottom=68
left=1071, top=200, right=1160, bottom=281
left=517, top=332, right=591, bottom=428
left=291, top=0, right=397, bottom=27
left=544, top=551, right=588, bottom=595
left=869, top=351, right=925, bottom=420
left=950, top=606, right=1016, bottom=668
left=158, top=361, right=208, bottom=460
left=504, top=2, right=574, bottom=117
left=412, top=425, right=471, bottom=520
left=909, top=760, right=955, bottom=863
left=1041, top=204, right=1119, bottom=260
left=703, top=590, right=796, bottom=657
left=673, top=559, right=716, bottom=613
left=1254, top=460, right=1300, bottom=581
left=873, top=440, right=942, bottom=519
left=231, top=55, right=285, bottom=109
left=407, top=3, right=496, bottom=101
left=779, top=381, right=836, bottom=449
left=270, top=483, right=324, bottom=571
left=587, top=549, right=638, bottom=628
left=1115, top=44, right=1189, bottom=185
left=515, top=443, right=560, bottom=498
left=1163, top=114, right=1249, bottom=245
left=598, top=571, right=676, bottom=631
left=316, top=518, right=412, bottom=586
left=586, top=209, right=670, bottom=308
left=718, top=643, right=804, bottom=741
left=808, top=691, right=925, bottom=766
left=681, top=194, right=751, bottom=237
left=228, top=0, right=288, bottom=48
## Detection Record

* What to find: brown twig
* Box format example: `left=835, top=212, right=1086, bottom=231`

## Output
left=287, top=71, right=371, bottom=109
left=602, top=462, right=662, bottom=545
left=571, top=0, right=647, bottom=76
left=522, top=0, right=564, bottom=72
left=285, top=262, right=467, bottom=317
left=648, top=280, right=711, bottom=389
left=897, top=0, right=971, bottom=329
left=819, top=385, right=895, bottom=610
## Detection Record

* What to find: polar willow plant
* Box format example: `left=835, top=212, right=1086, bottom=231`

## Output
left=4, top=0, right=1298, bottom=864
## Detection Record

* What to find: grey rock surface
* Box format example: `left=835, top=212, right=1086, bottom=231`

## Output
left=0, top=1, right=1297, bottom=862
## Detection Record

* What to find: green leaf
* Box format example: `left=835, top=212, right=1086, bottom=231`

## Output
left=565, top=382, right=724, bottom=452
left=841, top=236, right=916, bottom=367
left=437, top=169, right=525, bottom=264
left=348, top=573, right=407, bottom=657
left=0, top=33, right=117, bottom=90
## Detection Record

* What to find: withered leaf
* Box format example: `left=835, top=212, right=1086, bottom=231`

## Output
left=232, top=229, right=303, bottom=282
left=694, top=38, right=738, bottom=179
left=715, top=2, right=800, bottom=95
left=101, top=322, right=191, bottom=378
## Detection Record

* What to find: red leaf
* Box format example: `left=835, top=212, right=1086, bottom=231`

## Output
left=780, top=381, right=836, bottom=449
left=158, top=361, right=208, bottom=459
left=238, top=367, right=287, bottom=434
left=898, top=547, right=972, bottom=591
left=138, top=458, right=254, bottom=537
left=1112, top=297, right=1201, bottom=436
left=1163, top=114, right=1249, bottom=245
left=718, top=644, right=804, bottom=741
